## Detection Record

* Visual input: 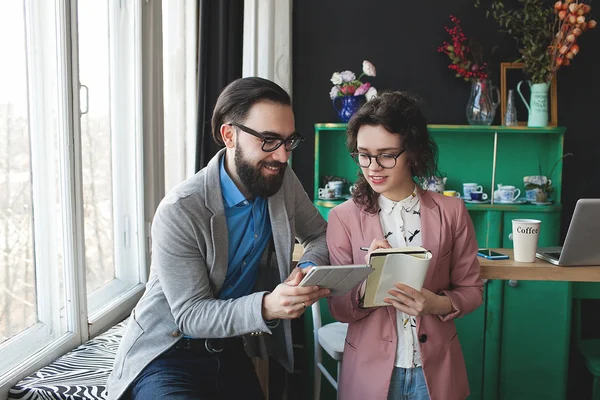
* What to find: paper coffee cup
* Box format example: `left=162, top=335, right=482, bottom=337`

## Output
left=511, top=219, right=541, bottom=262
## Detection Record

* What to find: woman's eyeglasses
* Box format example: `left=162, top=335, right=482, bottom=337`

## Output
left=350, top=150, right=406, bottom=169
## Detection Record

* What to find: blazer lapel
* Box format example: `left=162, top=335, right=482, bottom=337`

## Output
left=268, top=187, right=291, bottom=282
left=358, top=207, right=400, bottom=326
left=204, top=149, right=229, bottom=293
left=419, top=191, right=441, bottom=286
left=360, top=208, right=385, bottom=247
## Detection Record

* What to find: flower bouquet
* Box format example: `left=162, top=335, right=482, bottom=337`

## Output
left=329, top=60, right=378, bottom=122
left=438, top=16, right=500, bottom=125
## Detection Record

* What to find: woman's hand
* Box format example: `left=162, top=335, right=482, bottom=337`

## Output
left=384, top=283, right=453, bottom=316
left=364, top=238, right=392, bottom=264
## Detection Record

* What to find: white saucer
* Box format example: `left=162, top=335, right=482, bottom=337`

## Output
left=318, top=196, right=344, bottom=201
left=531, top=201, right=552, bottom=205
left=464, top=199, right=490, bottom=204
left=497, top=199, right=528, bottom=204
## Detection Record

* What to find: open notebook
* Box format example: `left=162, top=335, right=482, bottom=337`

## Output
left=363, top=246, right=432, bottom=307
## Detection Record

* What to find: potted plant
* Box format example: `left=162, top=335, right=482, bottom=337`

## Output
left=475, top=0, right=596, bottom=126
left=523, top=152, right=573, bottom=202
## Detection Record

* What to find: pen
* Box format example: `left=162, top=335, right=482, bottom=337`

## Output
left=360, top=247, right=369, bottom=251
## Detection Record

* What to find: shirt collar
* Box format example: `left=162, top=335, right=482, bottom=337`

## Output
left=220, top=155, right=248, bottom=208
left=378, top=185, right=419, bottom=215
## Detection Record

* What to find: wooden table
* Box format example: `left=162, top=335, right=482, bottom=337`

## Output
left=480, top=248, right=600, bottom=282
left=293, top=244, right=600, bottom=282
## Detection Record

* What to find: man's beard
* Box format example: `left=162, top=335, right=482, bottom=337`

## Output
left=235, top=146, right=287, bottom=198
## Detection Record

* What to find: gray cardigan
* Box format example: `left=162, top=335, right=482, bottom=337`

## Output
left=107, top=149, right=329, bottom=399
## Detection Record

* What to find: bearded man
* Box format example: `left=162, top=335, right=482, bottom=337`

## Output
left=108, top=77, right=330, bottom=400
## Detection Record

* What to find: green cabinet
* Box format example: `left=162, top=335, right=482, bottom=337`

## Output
left=308, top=123, right=571, bottom=400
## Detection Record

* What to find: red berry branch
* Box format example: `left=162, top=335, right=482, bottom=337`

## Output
left=438, top=15, right=489, bottom=81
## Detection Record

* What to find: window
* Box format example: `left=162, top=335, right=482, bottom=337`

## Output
left=0, top=1, right=163, bottom=396
left=162, top=0, right=197, bottom=192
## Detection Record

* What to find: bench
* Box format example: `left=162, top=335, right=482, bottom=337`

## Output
left=8, top=320, right=127, bottom=400
left=8, top=319, right=270, bottom=399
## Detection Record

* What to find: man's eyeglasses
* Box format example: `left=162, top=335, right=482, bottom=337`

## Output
left=350, top=150, right=406, bottom=169
left=229, top=122, right=304, bottom=152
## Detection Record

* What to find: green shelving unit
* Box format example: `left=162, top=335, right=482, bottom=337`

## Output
left=308, top=123, right=572, bottom=400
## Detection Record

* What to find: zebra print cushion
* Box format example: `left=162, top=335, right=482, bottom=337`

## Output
left=8, top=319, right=127, bottom=400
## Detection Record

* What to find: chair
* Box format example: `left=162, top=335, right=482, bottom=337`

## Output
left=312, top=300, right=348, bottom=400
left=574, top=297, right=600, bottom=400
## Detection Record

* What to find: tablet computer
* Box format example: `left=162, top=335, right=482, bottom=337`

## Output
left=299, top=265, right=374, bottom=296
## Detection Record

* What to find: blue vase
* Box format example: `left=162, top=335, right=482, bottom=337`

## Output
left=332, top=95, right=364, bottom=123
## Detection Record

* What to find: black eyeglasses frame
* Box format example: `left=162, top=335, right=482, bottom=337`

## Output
left=350, top=150, right=406, bottom=169
left=228, top=122, right=304, bottom=152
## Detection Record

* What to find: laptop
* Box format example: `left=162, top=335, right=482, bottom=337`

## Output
left=536, top=199, right=600, bottom=266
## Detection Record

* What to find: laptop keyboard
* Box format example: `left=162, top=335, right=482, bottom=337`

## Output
left=547, top=251, right=562, bottom=259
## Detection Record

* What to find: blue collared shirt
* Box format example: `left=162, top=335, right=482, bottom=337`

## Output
left=218, top=156, right=272, bottom=300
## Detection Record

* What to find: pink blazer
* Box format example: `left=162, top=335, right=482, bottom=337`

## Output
left=327, top=190, right=483, bottom=400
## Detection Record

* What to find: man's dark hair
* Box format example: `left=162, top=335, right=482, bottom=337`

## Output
left=211, top=77, right=291, bottom=146
left=346, top=91, right=438, bottom=214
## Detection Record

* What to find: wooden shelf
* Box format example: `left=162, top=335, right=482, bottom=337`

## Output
left=313, top=123, right=567, bottom=135
left=314, top=199, right=562, bottom=212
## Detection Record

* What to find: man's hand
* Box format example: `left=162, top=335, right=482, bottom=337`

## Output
left=284, top=266, right=311, bottom=284
left=383, top=283, right=453, bottom=316
left=263, top=268, right=330, bottom=320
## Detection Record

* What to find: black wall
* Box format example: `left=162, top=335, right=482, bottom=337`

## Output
left=292, top=0, right=600, bottom=239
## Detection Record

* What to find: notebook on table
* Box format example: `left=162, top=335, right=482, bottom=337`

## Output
left=536, top=198, right=600, bottom=266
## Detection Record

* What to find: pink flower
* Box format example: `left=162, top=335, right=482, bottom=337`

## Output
left=362, top=60, right=376, bottom=77
left=327, top=61, right=376, bottom=100
left=340, top=85, right=356, bottom=95
left=354, top=82, right=371, bottom=96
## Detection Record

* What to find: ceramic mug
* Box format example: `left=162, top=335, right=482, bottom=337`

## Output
left=318, top=187, right=336, bottom=199
left=423, top=176, right=447, bottom=193
left=525, top=189, right=538, bottom=202
left=443, top=190, right=461, bottom=197
left=325, top=180, right=344, bottom=198
left=463, top=183, right=483, bottom=199
left=499, top=185, right=521, bottom=202
left=470, top=191, right=488, bottom=201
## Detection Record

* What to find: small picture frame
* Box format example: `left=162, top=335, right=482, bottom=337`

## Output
left=500, top=62, right=558, bottom=127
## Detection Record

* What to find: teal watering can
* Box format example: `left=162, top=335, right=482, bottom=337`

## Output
left=516, top=80, right=550, bottom=127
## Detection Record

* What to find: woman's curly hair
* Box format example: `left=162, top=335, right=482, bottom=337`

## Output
left=346, top=91, right=438, bottom=215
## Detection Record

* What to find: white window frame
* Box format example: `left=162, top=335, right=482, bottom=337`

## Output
left=84, top=0, right=147, bottom=334
left=0, top=1, right=82, bottom=386
left=162, top=0, right=197, bottom=192
left=243, top=0, right=292, bottom=94
left=0, top=0, right=164, bottom=396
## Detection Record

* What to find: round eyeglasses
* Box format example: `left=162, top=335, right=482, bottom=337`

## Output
left=229, top=123, right=304, bottom=152
left=350, top=150, right=406, bottom=169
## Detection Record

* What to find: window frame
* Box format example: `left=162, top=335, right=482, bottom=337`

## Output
left=0, top=0, right=164, bottom=396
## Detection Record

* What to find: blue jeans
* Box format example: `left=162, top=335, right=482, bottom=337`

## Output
left=129, top=347, right=264, bottom=400
left=387, top=367, right=430, bottom=400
